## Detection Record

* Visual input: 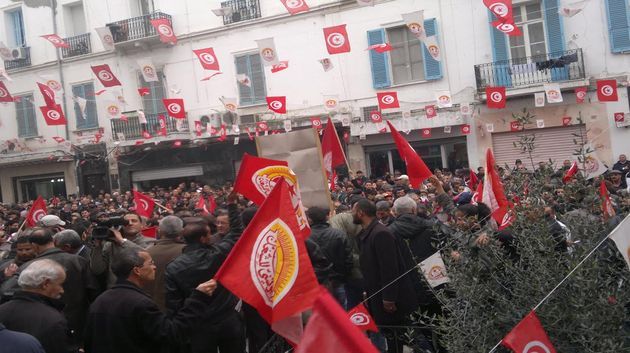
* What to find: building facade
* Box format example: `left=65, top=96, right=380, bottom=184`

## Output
left=0, top=0, right=628, bottom=202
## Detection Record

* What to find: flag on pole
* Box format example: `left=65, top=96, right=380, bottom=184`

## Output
left=25, top=196, right=47, bottom=227
left=600, top=179, right=616, bottom=220
left=296, top=288, right=379, bottom=353
left=133, top=190, right=156, bottom=218
left=347, top=303, right=378, bottom=333
left=468, top=169, right=479, bottom=190
left=215, top=179, right=320, bottom=332
left=609, top=214, right=630, bottom=270
left=386, top=121, right=433, bottom=188
left=482, top=148, right=514, bottom=230
left=321, top=117, right=348, bottom=175
left=501, top=311, right=557, bottom=353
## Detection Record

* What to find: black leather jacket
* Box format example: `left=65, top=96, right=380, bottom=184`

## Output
left=309, top=223, right=353, bottom=283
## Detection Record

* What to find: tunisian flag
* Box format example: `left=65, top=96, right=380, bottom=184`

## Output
left=502, top=311, right=557, bottom=353
left=323, top=24, right=351, bottom=55
left=91, top=64, right=122, bottom=87
left=215, top=178, right=319, bottom=329
left=163, top=98, right=186, bottom=119
left=132, top=190, right=156, bottom=218
left=486, top=86, right=506, bottom=109
left=150, top=18, right=177, bottom=44
left=562, top=161, right=578, bottom=183
left=600, top=179, right=616, bottom=220
left=0, top=81, right=14, bottom=102
left=41, top=34, right=70, bottom=48
left=193, top=47, right=220, bottom=71
left=321, top=117, right=347, bottom=175
left=347, top=303, right=378, bottom=333
left=482, top=148, right=514, bottom=230
left=25, top=196, right=47, bottom=228
left=386, top=121, right=432, bottom=188
left=40, top=105, right=67, bottom=126
left=296, top=288, right=379, bottom=353
left=281, top=0, right=310, bottom=15
left=37, top=82, right=56, bottom=108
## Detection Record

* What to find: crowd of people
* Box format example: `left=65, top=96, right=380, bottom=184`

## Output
left=0, top=153, right=628, bottom=353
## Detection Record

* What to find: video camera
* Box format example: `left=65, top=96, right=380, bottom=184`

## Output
left=92, top=217, right=129, bottom=240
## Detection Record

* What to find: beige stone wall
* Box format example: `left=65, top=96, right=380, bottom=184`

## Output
left=0, top=162, right=77, bottom=203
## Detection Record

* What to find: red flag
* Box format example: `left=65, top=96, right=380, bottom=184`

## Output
left=562, top=163, right=578, bottom=184
left=468, top=169, right=479, bottom=190
left=510, top=121, right=522, bottom=132
left=91, top=64, right=122, bottom=87
left=343, top=131, right=349, bottom=143
left=492, top=19, right=523, bottom=36
left=421, top=128, right=432, bottom=138
left=193, top=47, right=220, bottom=71
left=486, top=86, right=506, bottom=109
left=52, top=136, right=65, bottom=143
left=483, top=0, right=514, bottom=22
left=195, top=196, right=209, bottom=215
left=597, top=79, right=618, bottom=102
left=94, top=89, right=106, bottom=96
left=218, top=124, right=227, bottom=141
left=281, top=0, right=310, bottom=15
left=135, top=140, right=145, bottom=146
left=386, top=121, right=432, bottom=188
left=562, top=116, right=572, bottom=126
left=25, top=196, right=47, bottom=228
left=377, top=91, right=400, bottom=110
left=194, top=121, right=203, bottom=137
left=41, top=34, right=70, bottom=48
left=215, top=179, right=319, bottom=324
left=267, top=96, right=287, bottom=114
left=141, top=226, right=158, bottom=239
left=142, top=130, right=152, bottom=139
left=37, top=82, right=56, bottom=108
left=173, top=140, right=182, bottom=147
left=150, top=18, right=177, bottom=44
left=234, top=153, right=289, bottom=206
left=321, top=117, right=347, bottom=175
left=310, top=117, right=322, bottom=130
left=575, top=86, right=587, bottom=103
left=473, top=181, right=484, bottom=204
left=461, top=124, right=471, bottom=135
left=600, top=179, right=616, bottom=220
left=296, top=289, right=379, bottom=353
left=133, top=190, right=155, bottom=218
left=163, top=98, right=186, bottom=119
left=367, top=43, right=393, bottom=53
left=138, top=87, right=150, bottom=96
left=425, top=105, right=437, bottom=119
left=271, top=61, right=289, bottom=73
left=0, top=81, right=13, bottom=103
left=207, top=195, right=217, bottom=214
left=502, top=311, right=557, bottom=353
left=40, top=105, right=67, bottom=125
left=347, top=303, right=378, bottom=333
left=94, top=133, right=103, bottom=143
left=256, top=121, right=269, bottom=132
left=369, top=111, right=382, bottom=123
left=323, top=24, right=351, bottom=55
left=482, top=148, right=513, bottom=230
left=329, top=169, right=337, bottom=190
left=158, top=114, right=168, bottom=136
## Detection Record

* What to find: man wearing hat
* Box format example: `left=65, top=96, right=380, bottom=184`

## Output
left=38, top=215, right=66, bottom=234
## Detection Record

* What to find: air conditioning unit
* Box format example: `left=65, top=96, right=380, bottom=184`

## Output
left=11, top=47, right=27, bottom=60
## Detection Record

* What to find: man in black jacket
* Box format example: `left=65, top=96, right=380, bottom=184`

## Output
left=0, top=259, right=71, bottom=353
left=85, top=247, right=217, bottom=353
left=165, top=192, right=245, bottom=353
left=306, top=206, right=353, bottom=308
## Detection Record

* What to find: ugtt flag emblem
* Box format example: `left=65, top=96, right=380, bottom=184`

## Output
left=215, top=178, right=319, bottom=324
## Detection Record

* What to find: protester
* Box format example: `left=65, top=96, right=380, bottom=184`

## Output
left=0, top=324, right=45, bottom=353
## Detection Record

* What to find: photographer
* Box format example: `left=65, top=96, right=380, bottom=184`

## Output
left=89, top=213, right=154, bottom=288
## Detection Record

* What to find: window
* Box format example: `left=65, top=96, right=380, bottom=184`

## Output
left=361, top=106, right=402, bottom=121
left=72, top=82, right=98, bottom=130
left=6, top=8, right=25, bottom=47
left=15, top=94, right=38, bottom=138
left=509, top=2, right=547, bottom=59
left=235, top=53, right=267, bottom=106
left=138, top=70, right=166, bottom=115
left=605, top=0, right=630, bottom=53
left=386, top=26, right=424, bottom=84
left=221, top=0, right=261, bottom=25
left=63, top=3, right=86, bottom=36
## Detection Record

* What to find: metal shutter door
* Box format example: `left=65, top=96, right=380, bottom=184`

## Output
left=492, top=125, right=585, bottom=169
left=131, top=165, right=204, bottom=182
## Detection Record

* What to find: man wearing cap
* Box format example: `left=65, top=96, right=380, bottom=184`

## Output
left=38, top=215, right=66, bottom=234
left=395, top=174, right=410, bottom=189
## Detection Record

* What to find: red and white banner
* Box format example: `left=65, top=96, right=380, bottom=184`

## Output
left=597, top=79, right=618, bottom=102
left=461, top=124, right=471, bottom=135
left=52, top=136, right=65, bottom=143
left=150, top=18, right=177, bottom=44
left=162, top=98, right=186, bottom=119
left=501, top=311, right=557, bottom=353
left=256, top=121, right=269, bottom=132
left=37, top=82, right=56, bottom=108
left=614, top=112, right=626, bottom=127
left=486, top=86, right=506, bottom=109
left=267, top=96, right=287, bottom=114
left=91, top=64, right=122, bottom=87
left=575, top=86, right=587, bottom=103
left=281, top=0, right=310, bottom=15
left=369, top=111, right=382, bottom=123
left=193, top=47, right=220, bottom=71
left=424, top=105, right=437, bottom=119
left=25, top=196, right=48, bottom=228
left=310, top=117, right=322, bottom=130
left=271, top=61, right=289, bottom=73
left=138, top=87, right=150, bottom=96
left=492, top=19, right=522, bottom=36
left=366, top=43, right=393, bottom=53
left=142, top=130, right=152, bottom=139
left=41, top=34, right=69, bottom=48
left=484, top=0, right=514, bottom=22
left=323, top=25, right=351, bottom=55
left=562, top=116, right=572, bottom=126
left=421, top=128, right=432, bottom=138
left=510, top=121, right=522, bottom=132
left=347, top=303, right=378, bottom=333
left=133, top=190, right=156, bottom=218
left=257, top=38, right=280, bottom=67
left=158, top=115, right=168, bottom=136
left=0, top=81, right=14, bottom=103
left=40, top=104, right=67, bottom=126
left=376, top=91, right=400, bottom=110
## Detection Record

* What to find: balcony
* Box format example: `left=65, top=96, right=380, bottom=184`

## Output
left=4, top=46, right=31, bottom=71
left=220, top=0, right=261, bottom=25
left=105, top=12, right=172, bottom=49
left=474, top=49, right=585, bottom=92
left=61, top=33, right=91, bottom=59
left=110, top=112, right=189, bottom=141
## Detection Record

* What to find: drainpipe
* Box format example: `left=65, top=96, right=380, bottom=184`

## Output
left=51, top=0, right=69, bottom=140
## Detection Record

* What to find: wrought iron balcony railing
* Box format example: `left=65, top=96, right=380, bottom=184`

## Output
left=4, top=46, right=31, bottom=71
left=474, top=48, right=585, bottom=91
left=110, top=112, right=189, bottom=141
left=220, top=0, right=261, bottom=25
left=105, top=12, right=172, bottom=44
left=61, top=33, right=91, bottom=59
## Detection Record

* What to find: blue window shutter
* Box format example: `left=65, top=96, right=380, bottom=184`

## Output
left=422, top=18, right=443, bottom=80
left=487, top=11, right=512, bottom=87
left=542, top=0, right=568, bottom=81
left=605, top=0, right=630, bottom=53
left=367, top=29, right=391, bottom=89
